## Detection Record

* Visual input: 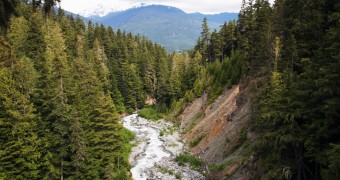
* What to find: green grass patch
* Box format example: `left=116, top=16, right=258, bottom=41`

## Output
left=168, top=127, right=175, bottom=135
left=175, top=173, right=182, bottom=179
left=138, top=107, right=163, bottom=120
left=173, top=120, right=181, bottom=128
left=240, top=140, right=253, bottom=156
left=239, top=128, right=248, bottom=144
left=189, top=135, right=205, bottom=147
left=160, top=127, right=176, bottom=137
left=159, top=167, right=175, bottom=175
left=209, top=159, right=233, bottom=173
left=160, top=129, right=166, bottom=136
left=158, top=167, right=182, bottom=179
left=186, top=112, right=202, bottom=132
left=176, top=154, right=203, bottom=171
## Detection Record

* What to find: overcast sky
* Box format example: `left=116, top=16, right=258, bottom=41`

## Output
left=60, top=0, right=275, bottom=14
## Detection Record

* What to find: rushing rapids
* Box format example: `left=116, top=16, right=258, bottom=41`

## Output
left=122, top=114, right=205, bottom=180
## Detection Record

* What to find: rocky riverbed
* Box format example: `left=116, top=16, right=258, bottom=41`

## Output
left=122, top=114, right=205, bottom=180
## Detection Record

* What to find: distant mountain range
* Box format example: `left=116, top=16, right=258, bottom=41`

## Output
left=78, top=5, right=238, bottom=51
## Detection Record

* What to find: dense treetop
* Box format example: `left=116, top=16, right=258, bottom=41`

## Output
left=0, top=0, right=339, bottom=179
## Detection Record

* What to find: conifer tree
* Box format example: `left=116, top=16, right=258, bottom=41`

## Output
left=8, top=16, right=30, bottom=58
left=42, top=20, right=73, bottom=179
left=169, top=54, right=185, bottom=100
left=0, top=0, right=18, bottom=29
left=91, top=39, right=111, bottom=93
left=198, top=17, right=210, bottom=62
left=43, top=0, right=60, bottom=16
left=24, top=12, right=46, bottom=72
left=154, top=47, right=171, bottom=104
left=86, top=92, right=128, bottom=179
left=0, top=55, right=40, bottom=179
left=12, top=56, right=39, bottom=97
left=141, top=46, right=155, bottom=95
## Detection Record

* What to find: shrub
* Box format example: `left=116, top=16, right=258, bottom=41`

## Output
left=189, top=135, right=205, bottom=147
left=176, top=154, right=203, bottom=171
left=160, top=129, right=166, bottom=136
left=209, top=160, right=232, bottom=173
left=138, top=107, right=163, bottom=120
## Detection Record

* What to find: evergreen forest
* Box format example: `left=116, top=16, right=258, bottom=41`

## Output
left=0, top=0, right=339, bottom=179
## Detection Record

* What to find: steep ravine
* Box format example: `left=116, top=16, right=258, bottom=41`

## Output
left=123, top=81, right=254, bottom=179
left=179, top=82, right=255, bottom=179
left=122, top=114, right=204, bottom=180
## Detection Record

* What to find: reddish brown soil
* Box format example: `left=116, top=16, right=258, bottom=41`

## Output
left=179, top=82, right=253, bottom=179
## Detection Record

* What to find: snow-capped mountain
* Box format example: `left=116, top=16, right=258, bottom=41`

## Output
left=79, top=2, right=147, bottom=17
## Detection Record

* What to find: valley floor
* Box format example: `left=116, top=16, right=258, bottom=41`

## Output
left=122, top=114, right=204, bottom=180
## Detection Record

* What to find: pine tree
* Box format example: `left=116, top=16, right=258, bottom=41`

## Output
left=7, top=16, right=30, bottom=58
left=169, top=54, right=185, bottom=100
left=57, top=9, right=77, bottom=59
left=0, top=58, right=40, bottom=179
left=12, top=56, right=38, bottom=97
left=220, top=21, right=237, bottom=58
left=237, top=0, right=256, bottom=74
left=86, top=92, right=128, bottom=179
left=256, top=38, right=303, bottom=178
left=24, top=12, right=46, bottom=72
left=39, top=20, right=73, bottom=179
left=90, top=39, right=111, bottom=93
left=85, top=20, right=95, bottom=49
left=141, top=45, right=156, bottom=95
left=0, top=0, right=18, bottom=29
left=199, top=17, right=210, bottom=62
left=43, top=0, right=60, bottom=17
left=154, top=47, right=171, bottom=104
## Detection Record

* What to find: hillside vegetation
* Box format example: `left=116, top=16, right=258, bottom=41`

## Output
left=165, top=0, right=340, bottom=179
left=0, top=0, right=339, bottom=179
left=0, top=1, right=174, bottom=179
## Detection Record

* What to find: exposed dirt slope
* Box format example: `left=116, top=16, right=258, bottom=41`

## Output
left=179, top=82, right=253, bottom=179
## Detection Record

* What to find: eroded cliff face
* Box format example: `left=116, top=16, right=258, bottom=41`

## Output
left=179, top=82, right=254, bottom=179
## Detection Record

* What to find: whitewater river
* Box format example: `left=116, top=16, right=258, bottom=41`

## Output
left=122, top=114, right=205, bottom=180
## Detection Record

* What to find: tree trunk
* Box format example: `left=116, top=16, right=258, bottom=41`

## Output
left=61, top=158, right=64, bottom=180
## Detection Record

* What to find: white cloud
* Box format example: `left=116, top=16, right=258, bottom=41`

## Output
left=60, top=0, right=275, bottom=15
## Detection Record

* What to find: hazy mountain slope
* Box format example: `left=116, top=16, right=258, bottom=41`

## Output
left=94, top=5, right=238, bottom=51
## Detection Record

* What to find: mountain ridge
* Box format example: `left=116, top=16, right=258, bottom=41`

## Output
left=90, top=5, right=238, bottom=51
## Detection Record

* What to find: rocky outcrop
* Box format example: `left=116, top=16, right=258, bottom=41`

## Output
left=179, top=82, right=253, bottom=178
left=145, top=95, right=157, bottom=106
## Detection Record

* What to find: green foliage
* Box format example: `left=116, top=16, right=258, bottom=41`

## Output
left=138, top=107, right=163, bottom=121
left=0, top=58, right=40, bottom=179
left=159, top=129, right=165, bottom=136
left=166, top=98, right=186, bottom=121
left=1, top=1, right=167, bottom=178
left=1, top=0, right=339, bottom=179
left=209, top=160, right=232, bottom=173
left=0, top=0, right=19, bottom=29
left=184, top=90, right=195, bottom=103
left=8, top=16, right=29, bottom=57
left=239, top=128, right=247, bottom=144
left=175, top=173, right=182, bottom=179
left=175, top=154, right=203, bottom=171
left=189, top=135, right=205, bottom=148
left=158, top=167, right=182, bottom=179
left=321, top=144, right=340, bottom=179
left=206, top=51, right=243, bottom=103
left=250, top=0, right=340, bottom=179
